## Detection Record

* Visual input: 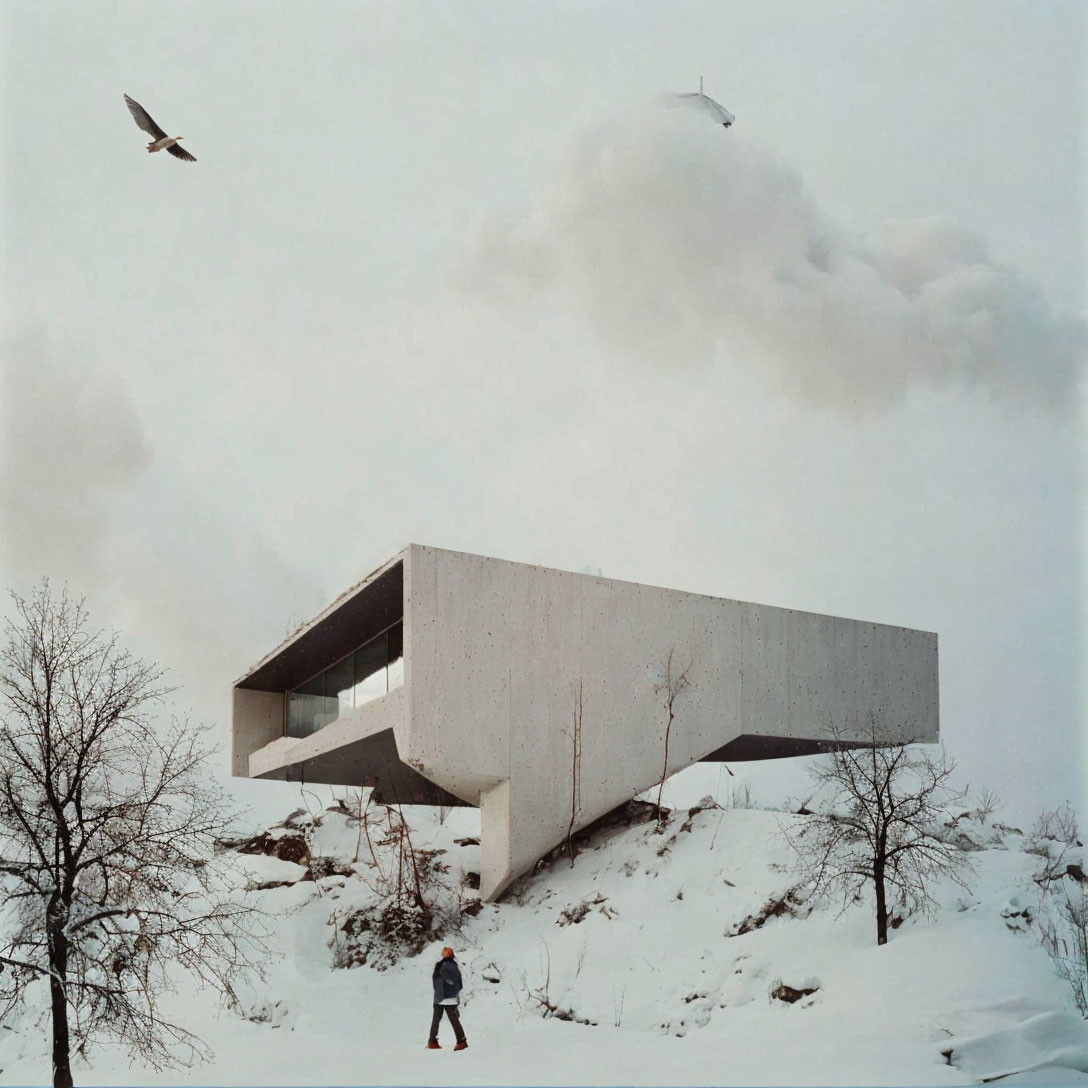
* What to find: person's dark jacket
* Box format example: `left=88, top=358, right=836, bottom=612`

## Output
left=432, top=957, right=463, bottom=1004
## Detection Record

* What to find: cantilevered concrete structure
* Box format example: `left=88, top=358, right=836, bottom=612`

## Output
left=233, top=545, right=938, bottom=900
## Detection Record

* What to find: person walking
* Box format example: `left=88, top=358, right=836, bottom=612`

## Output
left=428, top=946, right=468, bottom=1051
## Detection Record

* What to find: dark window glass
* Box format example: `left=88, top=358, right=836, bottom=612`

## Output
left=286, top=671, right=335, bottom=738
left=353, top=632, right=388, bottom=710
left=327, top=654, right=355, bottom=720
left=285, top=623, right=403, bottom=739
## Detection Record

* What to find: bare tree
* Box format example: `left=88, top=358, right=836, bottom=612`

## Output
left=1039, top=880, right=1088, bottom=1016
left=332, top=801, right=464, bottom=971
left=653, top=649, right=692, bottom=833
left=1029, top=804, right=1087, bottom=1014
left=970, top=786, right=1002, bottom=824
left=1026, top=802, right=1082, bottom=885
left=782, top=715, right=973, bottom=946
left=0, top=580, right=268, bottom=1088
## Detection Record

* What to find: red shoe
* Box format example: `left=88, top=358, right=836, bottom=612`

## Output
left=454, top=1041, right=468, bottom=1051
left=427, top=1040, right=441, bottom=1049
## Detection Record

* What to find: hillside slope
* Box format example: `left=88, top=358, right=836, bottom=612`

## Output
left=2, top=767, right=1086, bottom=1086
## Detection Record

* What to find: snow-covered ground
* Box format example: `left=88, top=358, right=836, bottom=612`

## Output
left=1, top=763, right=1086, bottom=1086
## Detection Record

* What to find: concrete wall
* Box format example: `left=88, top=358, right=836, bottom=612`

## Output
left=232, top=544, right=938, bottom=901
left=399, top=546, right=937, bottom=899
left=232, top=688, right=284, bottom=778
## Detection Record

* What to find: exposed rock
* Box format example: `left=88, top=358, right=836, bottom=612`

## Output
left=333, top=901, right=436, bottom=971
left=247, top=877, right=302, bottom=891
left=691, top=795, right=724, bottom=815
left=559, top=901, right=590, bottom=926
left=526, top=799, right=667, bottom=881
left=953, top=831, right=985, bottom=852
left=558, top=892, right=611, bottom=926
left=730, top=888, right=807, bottom=936
left=552, top=1008, right=597, bottom=1026
left=1000, top=899, right=1033, bottom=932
left=234, top=831, right=311, bottom=867
left=213, top=835, right=248, bottom=854
left=324, top=799, right=372, bottom=822
left=680, top=798, right=723, bottom=833
left=307, top=856, right=354, bottom=880
left=281, top=808, right=320, bottom=830
left=773, top=983, right=819, bottom=1003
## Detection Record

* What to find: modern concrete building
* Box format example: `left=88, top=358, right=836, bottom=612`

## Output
left=232, top=545, right=938, bottom=900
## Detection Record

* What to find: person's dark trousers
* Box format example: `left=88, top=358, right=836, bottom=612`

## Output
left=429, top=1004, right=466, bottom=1044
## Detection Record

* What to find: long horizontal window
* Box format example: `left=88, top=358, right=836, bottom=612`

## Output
left=286, top=623, right=403, bottom=739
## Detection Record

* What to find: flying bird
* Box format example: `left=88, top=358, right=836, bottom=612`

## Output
left=675, top=76, right=735, bottom=128
left=123, top=94, right=197, bottom=161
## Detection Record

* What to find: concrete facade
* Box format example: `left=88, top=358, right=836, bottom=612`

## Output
left=232, top=545, right=939, bottom=900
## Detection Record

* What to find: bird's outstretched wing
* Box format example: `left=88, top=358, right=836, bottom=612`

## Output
left=168, top=143, right=197, bottom=162
left=123, top=94, right=168, bottom=140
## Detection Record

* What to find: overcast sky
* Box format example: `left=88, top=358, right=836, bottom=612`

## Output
left=2, top=0, right=1084, bottom=826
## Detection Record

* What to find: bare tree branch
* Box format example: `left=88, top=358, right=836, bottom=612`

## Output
left=653, top=649, right=692, bottom=833
left=780, top=714, right=974, bottom=945
left=1029, top=804, right=1087, bottom=1014
left=0, top=579, right=269, bottom=1088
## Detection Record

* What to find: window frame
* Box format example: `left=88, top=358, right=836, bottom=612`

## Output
left=283, top=618, right=404, bottom=739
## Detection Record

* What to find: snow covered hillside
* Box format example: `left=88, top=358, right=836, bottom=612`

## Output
left=2, top=765, right=1086, bottom=1086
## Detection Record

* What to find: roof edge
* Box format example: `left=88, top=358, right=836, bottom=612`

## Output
left=233, top=545, right=410, bottom=687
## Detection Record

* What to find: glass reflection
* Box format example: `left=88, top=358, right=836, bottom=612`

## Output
left=285, top=623, right=404, bottom=739
left=352, top=638, right=387, bottom=709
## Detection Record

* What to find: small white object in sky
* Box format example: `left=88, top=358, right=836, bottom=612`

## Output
left=675, top=76, right=735, bottom=128
left=123, top=94, right=197, bottom=162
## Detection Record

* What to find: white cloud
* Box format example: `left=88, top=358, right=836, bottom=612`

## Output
left=464, top=112, right=1085, bottom=413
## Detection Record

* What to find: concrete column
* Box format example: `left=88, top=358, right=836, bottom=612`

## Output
left=231, top=688, right=284, bottom=778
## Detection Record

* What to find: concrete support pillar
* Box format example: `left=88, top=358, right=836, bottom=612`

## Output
left=232, top=688, right=284, bottom=778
